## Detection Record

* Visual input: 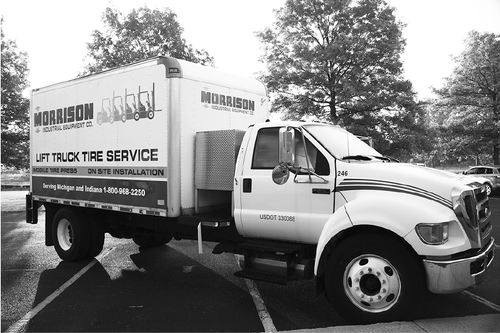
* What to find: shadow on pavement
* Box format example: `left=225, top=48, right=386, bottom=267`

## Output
left=25, top=244, right=265, bottom=332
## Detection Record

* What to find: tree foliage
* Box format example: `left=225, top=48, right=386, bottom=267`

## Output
left=433, top=31, right=500, bottom=165
left=82, top=6, right=214, bottom=75
left=1, top=17, right=30, bottom=169
left=257, top=0, right=430, bottom=159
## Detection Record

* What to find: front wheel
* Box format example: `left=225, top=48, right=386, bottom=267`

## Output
left=325, top=233, right=425, bottom=323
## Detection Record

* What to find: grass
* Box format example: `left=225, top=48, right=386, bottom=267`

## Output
left=1, top=170, right=30, bottom=190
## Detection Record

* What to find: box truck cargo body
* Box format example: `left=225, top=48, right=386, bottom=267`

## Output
left=26, top=57, right=495, bottom=324
left=30, top=57, right=267, bottom=218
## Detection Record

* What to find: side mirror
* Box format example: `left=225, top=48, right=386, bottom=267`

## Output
left=272, top=163, right=290, bottom=185
left=279, top=127, right=295, bottom=165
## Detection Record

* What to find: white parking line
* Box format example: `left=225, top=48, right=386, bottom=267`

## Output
left=461, top=290, right=500, bottom=312
left=242, top=274, right=277, bottom=333
left=5, top=247, right=115, bottom=333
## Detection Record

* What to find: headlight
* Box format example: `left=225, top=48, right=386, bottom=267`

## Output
left=416, top=222, right=449, bottom=245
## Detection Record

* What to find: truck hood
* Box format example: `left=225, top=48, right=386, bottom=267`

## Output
left=336, top=162, right=480, bottom=208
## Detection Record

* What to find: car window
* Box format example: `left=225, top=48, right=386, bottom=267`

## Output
left=485, top=168, right=493, bottom=174
left=465, top=168, right=478, bottom=175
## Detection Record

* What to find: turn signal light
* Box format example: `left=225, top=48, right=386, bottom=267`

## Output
left=416, top=222, right=449, bottom=245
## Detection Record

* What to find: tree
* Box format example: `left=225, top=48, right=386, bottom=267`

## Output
left=257, top=0, right=429, bottom=159
left=1, top=17, right=30, bottom=169
left=434, top=31, right=500, bottom=165
left=82, top=6, right=214, bottom=75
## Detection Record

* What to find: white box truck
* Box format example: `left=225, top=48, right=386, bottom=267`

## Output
left=26, top=56, right=495, bottom=323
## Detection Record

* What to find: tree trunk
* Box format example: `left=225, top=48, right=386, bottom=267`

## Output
left=493, top=144, right=500, bottom=165
left=329, top=92, right=337, bottom=123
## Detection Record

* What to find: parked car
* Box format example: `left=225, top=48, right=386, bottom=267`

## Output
left=462, top=165, right=500, bottom=196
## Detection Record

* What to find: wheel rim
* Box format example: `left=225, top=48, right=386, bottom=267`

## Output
left=485, top=185, right=491, bottom=196
left=343, top=254, right=401, bottom=313
left=57, top=219, right=73, bottom=251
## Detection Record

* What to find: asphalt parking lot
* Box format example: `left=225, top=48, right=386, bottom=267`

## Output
left=2, top=190, right=500, bottom=332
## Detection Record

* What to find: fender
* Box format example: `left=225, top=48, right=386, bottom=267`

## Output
left=314, top=193, right=458, bottom=276
left=314, top=206, right=352, bottom=275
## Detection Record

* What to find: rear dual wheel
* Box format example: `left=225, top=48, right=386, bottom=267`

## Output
left=52, top=208, right=104, bottom=261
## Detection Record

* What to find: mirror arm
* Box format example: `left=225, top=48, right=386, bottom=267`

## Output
left=292, top=166, right=329, bottom=184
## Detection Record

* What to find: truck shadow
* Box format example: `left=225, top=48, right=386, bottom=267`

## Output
left=25, top=244, right=264, bottom=332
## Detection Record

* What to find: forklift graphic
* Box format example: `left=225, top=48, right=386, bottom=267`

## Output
left=97, top=83, right=161, bottom=125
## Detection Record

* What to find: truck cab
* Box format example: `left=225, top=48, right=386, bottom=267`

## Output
left=227, top=121, right=495, bottom=323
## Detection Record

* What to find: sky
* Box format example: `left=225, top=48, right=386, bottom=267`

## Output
left=2, top=0, right=500, bottom=100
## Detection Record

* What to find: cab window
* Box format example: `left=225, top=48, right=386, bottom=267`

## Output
left=251, top=127, right=330, bottom=175
left=252, top=128, right=279, bottom=169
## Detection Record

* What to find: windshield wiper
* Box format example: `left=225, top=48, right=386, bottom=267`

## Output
left=342, top=155, right=399, bottom=162
left=373, top=155, right=400, bottom=162
left=342, top=155, right=372, bottom=161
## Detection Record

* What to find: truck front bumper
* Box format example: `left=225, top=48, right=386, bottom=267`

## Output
left=423, top=238, right=495, bottom=294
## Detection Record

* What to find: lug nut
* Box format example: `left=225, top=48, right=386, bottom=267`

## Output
left=360, top=270, right=364, bottom=275
left=382, top=288, right=387, bottom=293
left=355, top=278, right=359, bottom=283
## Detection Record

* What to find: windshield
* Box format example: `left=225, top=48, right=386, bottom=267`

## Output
left=303, top=124, right=382, bottom=159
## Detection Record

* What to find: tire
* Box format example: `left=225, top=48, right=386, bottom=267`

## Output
left=325, top=233, right=425, bottom=324
left=87, top=220, right=105, bottom=258
left=52, top=208, right=91, bottom=261
left=484, top=183, right=492, bottom=196
left=147, top=110, right=154, bottom=120
left=134, top=112, right=140, bottom=121
left=133, top=234, right=172, bottom=248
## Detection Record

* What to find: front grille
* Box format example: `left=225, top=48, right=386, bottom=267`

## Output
left=463, top=195, right=478, bottom=228
left=454, top=186, right=492, bottom=249
left=473, top=187, right=492, bottom=242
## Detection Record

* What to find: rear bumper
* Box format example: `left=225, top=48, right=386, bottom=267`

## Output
left=423, top=238, right=495, bottom=294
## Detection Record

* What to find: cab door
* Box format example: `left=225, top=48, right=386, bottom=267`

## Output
left=235, top=126, right=299, bottom=241
left=234, top=126, right=335, bottom=243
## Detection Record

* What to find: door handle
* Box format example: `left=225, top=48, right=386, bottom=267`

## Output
left=243, top=178, right=252, bottom=193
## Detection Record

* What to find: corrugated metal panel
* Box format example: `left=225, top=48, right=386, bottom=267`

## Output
left=195, top=129, right=245, bottom=191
